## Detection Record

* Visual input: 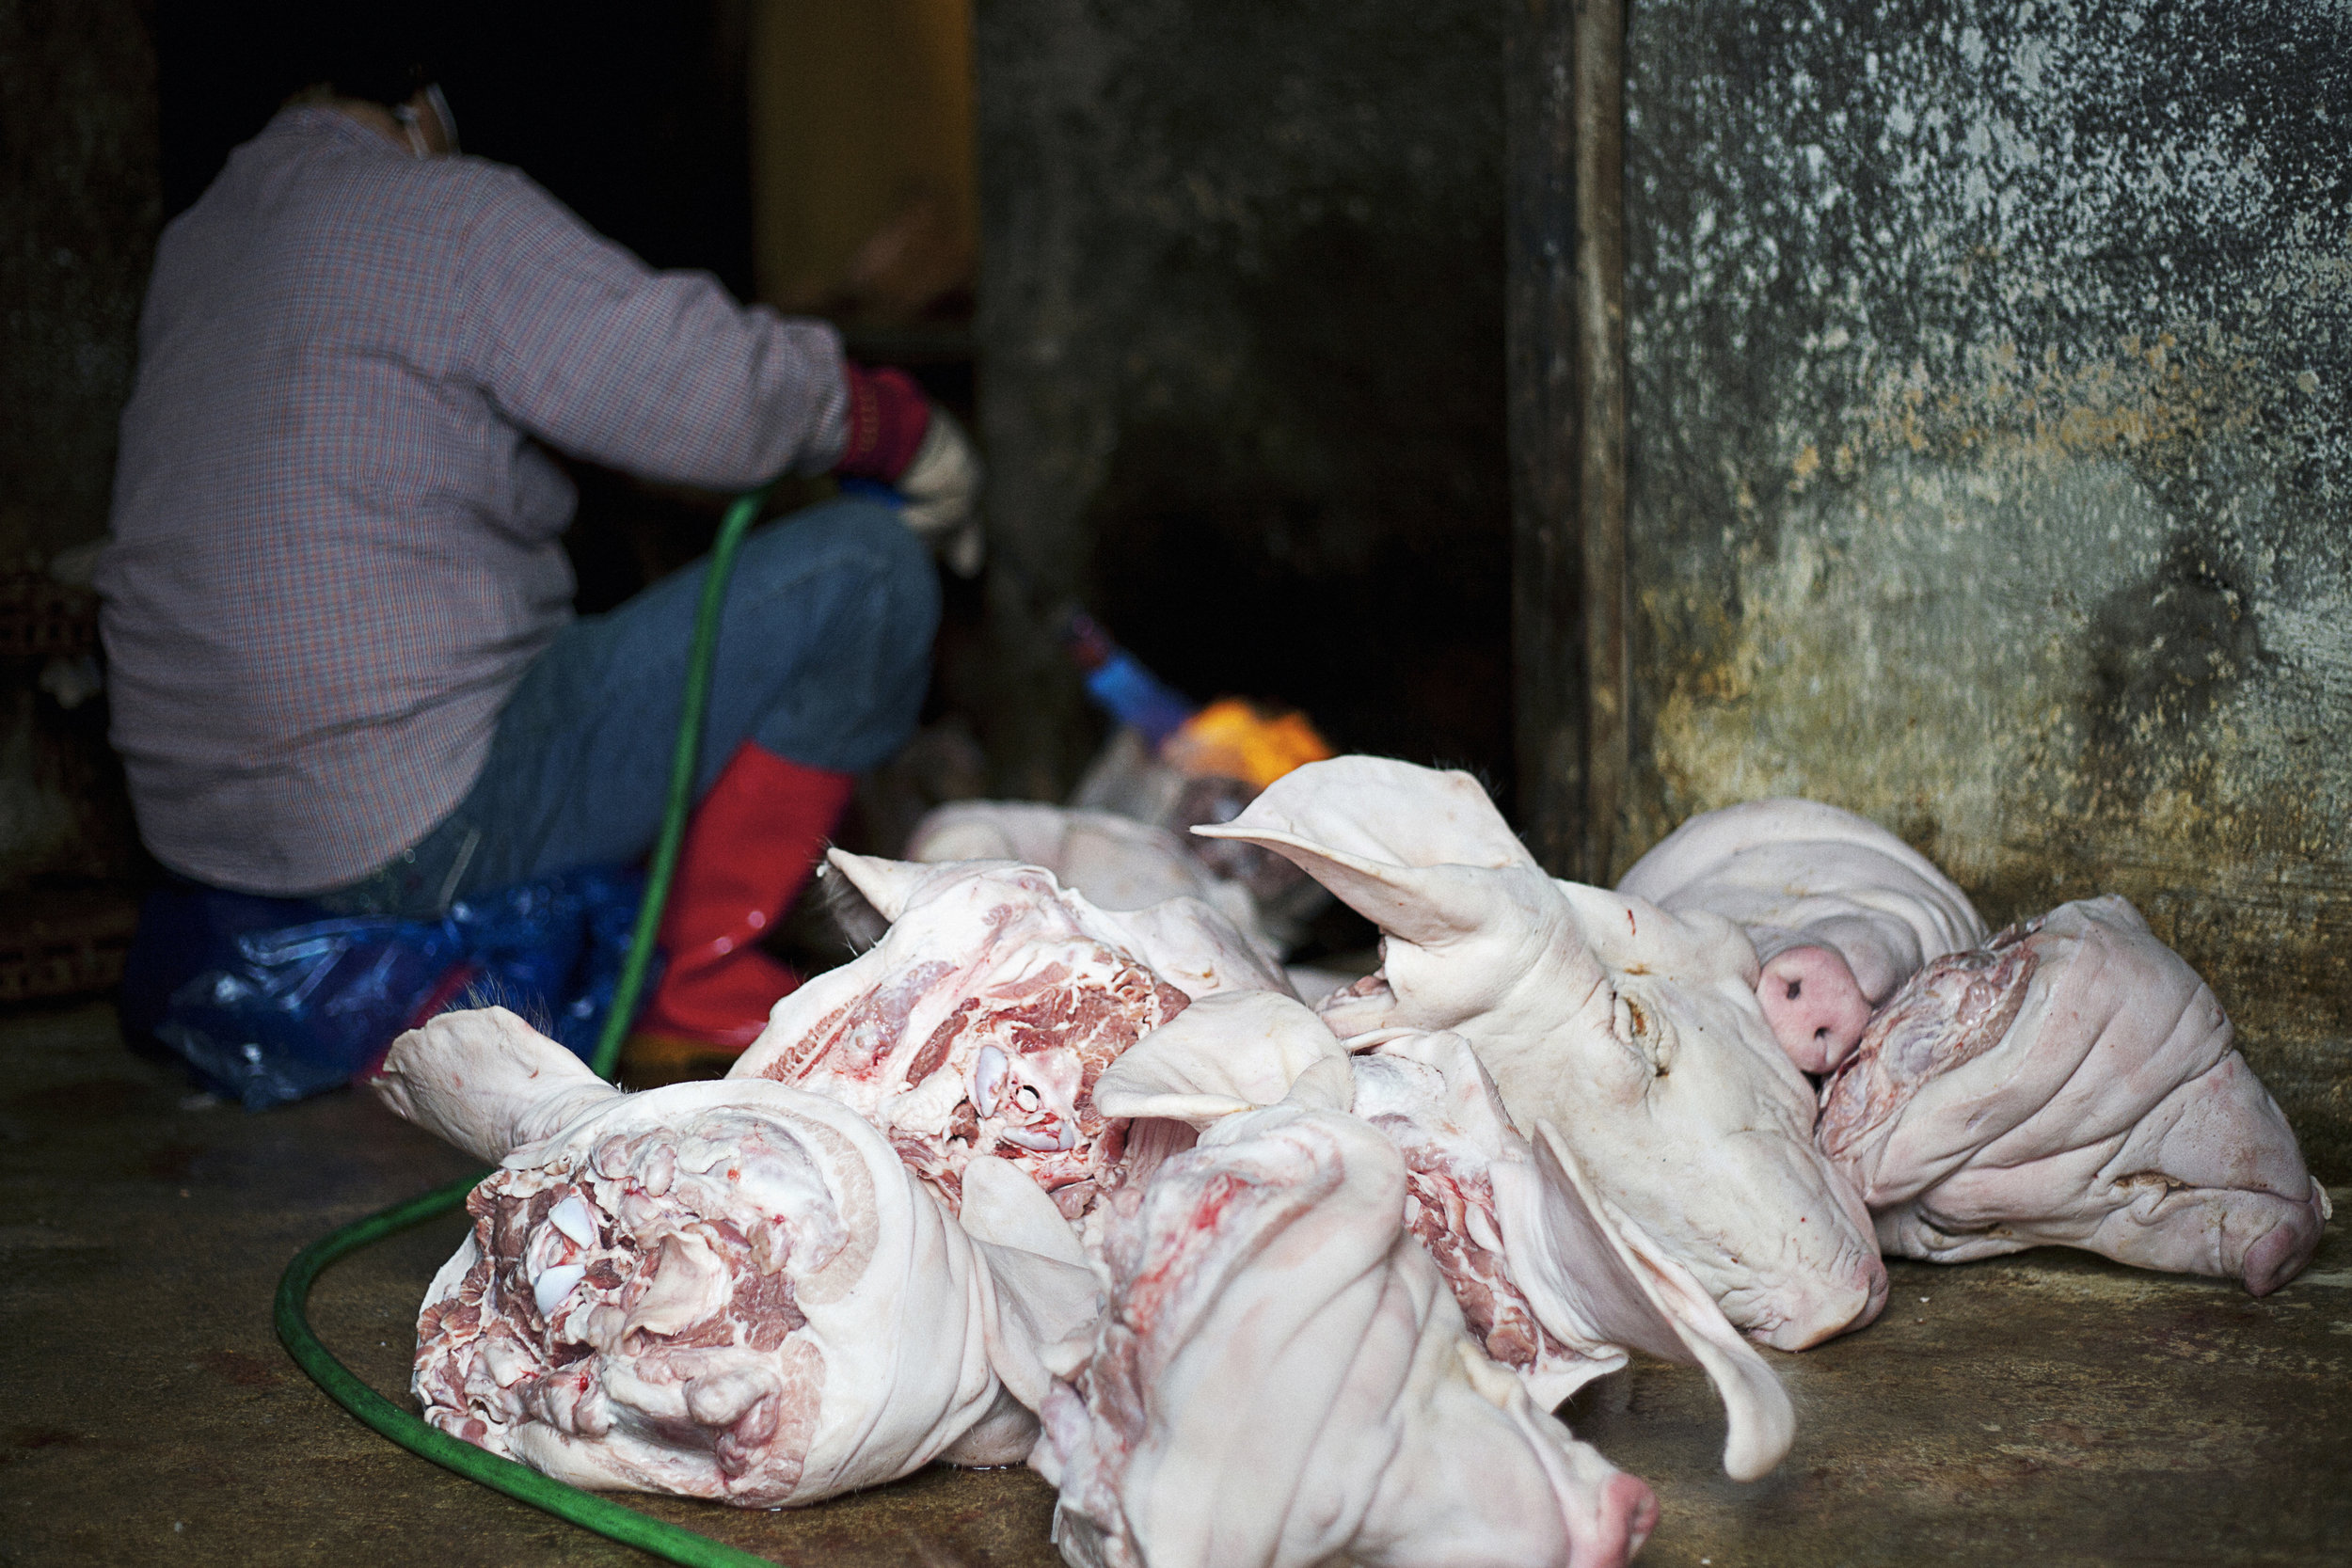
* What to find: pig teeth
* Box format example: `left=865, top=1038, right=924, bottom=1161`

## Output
left=972, top=1045, right=1009, bottom=1117
left=533, top=1262, right=588, bottom=1316
left=1465, top=1201, right=1505, bottom=1256
left=550, top=1194, right=599, bottom=1248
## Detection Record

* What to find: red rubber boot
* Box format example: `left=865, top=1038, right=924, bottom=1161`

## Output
left=636, top=740, right=856, bottom=1055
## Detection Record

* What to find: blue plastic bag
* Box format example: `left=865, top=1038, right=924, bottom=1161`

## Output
left=119, top=866, right=650, bottom=1109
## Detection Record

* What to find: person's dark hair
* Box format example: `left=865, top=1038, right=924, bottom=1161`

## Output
left=291, top=12, right=445, bottom=107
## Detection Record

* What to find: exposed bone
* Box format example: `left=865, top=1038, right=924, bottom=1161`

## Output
left=731, top=856, right=1200, bottom=1223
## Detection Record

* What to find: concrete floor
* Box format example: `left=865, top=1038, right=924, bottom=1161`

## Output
left=1, top=997, right=2345, bottom=1567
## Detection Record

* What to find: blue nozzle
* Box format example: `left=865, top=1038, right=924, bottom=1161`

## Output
left=1083, top=651, right=1197, bottom=748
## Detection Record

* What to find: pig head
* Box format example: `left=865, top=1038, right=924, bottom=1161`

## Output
left=727, top=851, right=1289, bottom=1226
left=1197, top=756, right=1886, bottom=1351
left=1097, top=992, right=1797, bottom=1481
left=373, top=1008, right=1016, bottom=1504
left=1617, top=799, right=1987, bottom=1075
left=1036, top=1059, right=1659, bottom=1568
left=1818, top=895, right=2330, bottom=1296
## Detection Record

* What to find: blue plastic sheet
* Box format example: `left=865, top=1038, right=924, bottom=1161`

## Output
left=119, top=866, right=650, bottom=1109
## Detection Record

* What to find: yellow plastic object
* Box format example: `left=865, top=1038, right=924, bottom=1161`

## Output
left=1161, top=698, right=1333, bottom=789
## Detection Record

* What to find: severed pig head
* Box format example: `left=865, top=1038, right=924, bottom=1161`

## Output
left=729, top=851, right=1288, bottom=1226
left=1617, top=799, right=1987, bottom=1074
left=1037, top=1057, right=1660, bottom=1568
left=1352, top=1035, right=1795, bottom=1482
left=1818, top=895, right=2331, bottom=1296
left=373, top=1007, right=1017, bottom=1506
left=1098, top=992, right=1796, bottom=1481
left=1197, top=756, right=1886, bottom=1351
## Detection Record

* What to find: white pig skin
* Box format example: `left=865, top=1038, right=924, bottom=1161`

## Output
left=1036, top=1061, right=1660, bottom=1568
left=1197, top=756, right=1887, bottom=1351
left=1818, top=895, right=2331, bottom=1296
left=373, top=1008, right=1019, bottom=1505
left=1098, top=993, right=1795, bottom=1481
left=906, top=800, right=1278, bottom=961
left=370, top=1006, right=619, bottom=1164
left=1617, top=799, right=1988, bottom=1074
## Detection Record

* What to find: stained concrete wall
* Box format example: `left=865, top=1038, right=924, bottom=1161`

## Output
left=1623, top=0, right=2352, bottom=1172
left=974, top=0, right=1509, bottom=802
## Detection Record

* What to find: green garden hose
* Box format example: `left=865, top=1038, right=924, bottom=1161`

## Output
left=592, top=481, right=773, bottom=1082
left=275, top=485, right=781, bottom=1565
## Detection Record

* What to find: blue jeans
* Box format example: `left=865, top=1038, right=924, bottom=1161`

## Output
left=316, top=497, right=939, bottom=919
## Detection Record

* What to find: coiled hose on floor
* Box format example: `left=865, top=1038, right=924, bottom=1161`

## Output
left=275, top=486, right=781, bottom=1566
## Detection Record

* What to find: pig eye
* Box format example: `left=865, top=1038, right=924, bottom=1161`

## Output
left=1786, top=979, right=1804, bottom=1001
left=1015, top=1085, right=1041, bottom=1112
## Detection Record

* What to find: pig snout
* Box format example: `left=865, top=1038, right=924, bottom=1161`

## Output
left=1757, top=945, right=1874, bottom=1074
left=1570, top=1471, right=1660, bottom=1568
left=1752, top=1245, right=1888, bottom=1351
left=2237, top=1181, right=2329, bottom=1297
left=1849, top=1246, right=1891, bottom=1332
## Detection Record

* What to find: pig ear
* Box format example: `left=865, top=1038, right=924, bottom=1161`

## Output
left=1280, top=1053, right=1358, bottom=1115
left=1191, top=826, right=1504, bottom=950
left=1095, top=991, right=1346, bottom=1126
left=1521, top=1120, right=1796, bottom=1482
left=1202, top=755, right=1537, bottom=870
left=959, top=1157, right=1104, bottom=1402
left=1365, top=1032, right=1521, bottom=1156
left=960, top=1153, right=1089, bottom=1267
left=1085, top=895, right=1292, bottom=1001
left=371, top=1006, right=618, bottom=1164
left=821, top=848, right=930, bottom=923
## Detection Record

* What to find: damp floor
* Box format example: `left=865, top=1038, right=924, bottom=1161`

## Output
left=2, top=996, right=2346, bottom=1567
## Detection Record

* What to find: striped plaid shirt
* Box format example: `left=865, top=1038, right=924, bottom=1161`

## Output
left=99, top=108, right=850, bottom=895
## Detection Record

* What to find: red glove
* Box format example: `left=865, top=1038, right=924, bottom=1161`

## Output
left=833, top=361, right=986, bottom=577
left=835, top=363, right=933, bottom=483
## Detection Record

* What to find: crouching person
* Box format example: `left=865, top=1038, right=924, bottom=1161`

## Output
left=98, top=30, right=974, bottom=1070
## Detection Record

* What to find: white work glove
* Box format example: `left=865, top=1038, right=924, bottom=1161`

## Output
left=895, top=409, right=985, bottom=578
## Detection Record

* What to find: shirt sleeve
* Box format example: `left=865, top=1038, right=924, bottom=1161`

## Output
left=455, top=166, right=850, bottom=485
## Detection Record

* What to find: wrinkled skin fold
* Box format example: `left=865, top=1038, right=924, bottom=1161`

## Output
left=1616, top=799, right=1987, bottom=1074
left=1818, top=896, right=2330, bottom=1296
left=1035, top=1063, right=1660, bottom=1568
left=375, top=1009, right=1015, bottom=1506
left=1197, top=756, right=1886, bottom=1350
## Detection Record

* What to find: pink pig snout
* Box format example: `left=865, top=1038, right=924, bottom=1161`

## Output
left=1755, top=1245, right=1888, bottom=1350
left=1757, top=944, right=1874, bottom=1074
left=2238, top=1183, right=2329, bottom=1297
left=1570, top=1472, right=1661, bottom=1568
